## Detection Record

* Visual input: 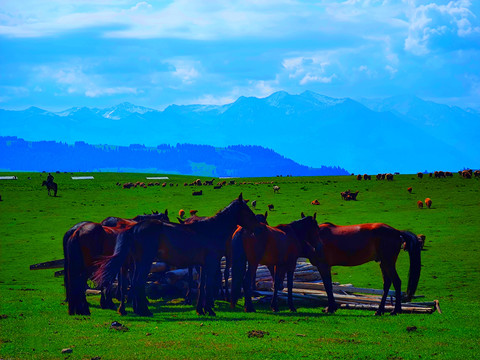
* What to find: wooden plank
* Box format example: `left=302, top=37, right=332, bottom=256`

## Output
left=30, top=259, right=64, bottom=270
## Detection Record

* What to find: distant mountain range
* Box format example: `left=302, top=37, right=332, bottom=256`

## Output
left=1, top=91, right=478, bottom=173
left=0, top=136, right=348, bottom=177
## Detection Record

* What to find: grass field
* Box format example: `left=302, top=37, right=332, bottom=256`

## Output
left=0, top=172, right=479, bottom=359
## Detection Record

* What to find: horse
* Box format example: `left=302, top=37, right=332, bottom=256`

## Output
left=64, top=211, right=170, bottom=315
left=93, top=193, right=265, bottom=317
left=42, top=180, right=57, bottom=196
left=309, top=222, right=422, bottom=315
left=63, top=219, right=135, bottom=315
left=230, top=215, right=320, bottom=313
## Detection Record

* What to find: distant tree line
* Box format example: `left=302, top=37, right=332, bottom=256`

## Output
left=0, top=136, right=349, bottom=177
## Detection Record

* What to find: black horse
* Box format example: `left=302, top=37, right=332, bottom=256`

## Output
left=42, top=180, right=57, bottom=196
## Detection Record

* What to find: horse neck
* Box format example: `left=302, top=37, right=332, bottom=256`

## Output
left=191, top=202, right=240, bottom=239
left=289, top=218, right=318, bottom=255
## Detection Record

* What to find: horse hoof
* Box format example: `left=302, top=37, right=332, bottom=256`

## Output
left=244, top=307, right=256, bottom=313
left=197, top=309, right=205, bottom=316
left=374, top=311, right=383, bottom=316
left=289, top=307, right=297, bottom=313
left=271, top=307, right=279, bottom=313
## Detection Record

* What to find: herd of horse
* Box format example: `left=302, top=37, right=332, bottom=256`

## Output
left=63, top=193, right=422, bottom=318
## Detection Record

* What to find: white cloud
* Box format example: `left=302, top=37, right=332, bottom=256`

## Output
left=300, top=73, right=336, bottom=85
left=85, top=87, right=138, bottom=97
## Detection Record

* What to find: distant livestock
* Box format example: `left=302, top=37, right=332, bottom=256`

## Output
left=251, top=200, right=257, bottom=208
left=417, top=172, right=423, bottom=179
left=341, top=190, right=359, bottom=201
left=192, top=190, right=203, bottom=196
left=311, top=199, right=320, bottom=205
left=268, top=204, right=274, bottom=211
left=357, top=175, right=362, bottom=181
left=407, top=187, right=412, bottom=193
left=417, top=201, right=423, bottom=209
left=425, top=198, right=432, bottom=209
left=273, top=185, right=280, bottom=193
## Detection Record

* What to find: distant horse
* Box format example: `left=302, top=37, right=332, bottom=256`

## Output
left=93, top=194, right=264, bottom=317
left=42, top=180, right=57, bottom=196
left=230, top=215, right=320, bottom=313
left=309, top=222, right=422, bottom=315
left=100, top=210, right=169, bottom=227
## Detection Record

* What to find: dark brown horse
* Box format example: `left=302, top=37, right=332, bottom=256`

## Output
left=93, top=194, right=264, bottom=317
left=42, top=180, right=57, bottom=196
left=63, top=218, right=135, bottom=315
left=310, top=222, right=422, bottom=315
left=230, top=215, right=320, bottom=313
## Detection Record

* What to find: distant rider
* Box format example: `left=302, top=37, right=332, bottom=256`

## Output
left=47, top=173, right=54, bottom=185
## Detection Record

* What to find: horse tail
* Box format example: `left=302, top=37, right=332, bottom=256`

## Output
left=401, top=231, right=422, bottom=301
left=64, top=227, right=90, bottom=315
left=92, top=227, right=135, bottom=288
left=230, top=229, right=247, bottom=308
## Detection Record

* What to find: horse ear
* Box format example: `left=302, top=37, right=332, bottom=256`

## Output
left=313, top=212, right=317, bottom=220
left=165, top=209, right=168, bottom=216
left=238, top=192, right=243, bottom=201
left=265, top=211, right=268, bottom=219
left=301, top=212, right=305, bottom=218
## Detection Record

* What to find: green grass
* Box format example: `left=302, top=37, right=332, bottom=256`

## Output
left=1, top=172, right=479, bottom=359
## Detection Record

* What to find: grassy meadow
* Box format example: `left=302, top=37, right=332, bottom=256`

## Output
left=0, top=172, right=479, bottom=359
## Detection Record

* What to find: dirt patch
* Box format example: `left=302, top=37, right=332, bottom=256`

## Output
left=247, top=330, right=269, bottom=338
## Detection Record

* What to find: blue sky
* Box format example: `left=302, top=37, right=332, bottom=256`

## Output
left=1, top=0, right=479, bottom=111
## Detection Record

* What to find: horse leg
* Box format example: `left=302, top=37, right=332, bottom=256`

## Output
left=316, top=263, right=337, bottom=313
left=204, top=260, right=219, bottom=316
left=390, top=268, right=402, bottom=315
left=184, top=266, right=194, bottom=305
left=376, top=264, right=393, bottom=316
left=271, top=266, right=285, bottom=312
left=243, top=263, right=257, bottom=313
left=196, top=267, right=206, bottom=315
left=131, top=262, right=153, bottom=317
left=287, top=269, right=296, bottom=312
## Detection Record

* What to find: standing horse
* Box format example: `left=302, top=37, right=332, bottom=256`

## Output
left=64, top=219, right=135, bottom=315
left=64, top=212, right=170, bottom=315
left=42, top=180, right=57, bottom=196
left=230, top=215, right=320, bottom=313
left=310, top=222, right=422, bottom=315
left=93, top=194, right=264, bottom=317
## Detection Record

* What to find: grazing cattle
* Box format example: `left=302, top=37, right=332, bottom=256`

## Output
left=214, top=185, right=222, bottom=189
left=462, top=170, right=472, bottom=179
left=417, top=172, right=423, bottom=179
left=204, top=179, right=215, bottom=186
left=363, top=174, right=371, bottom=180
left=195, top=179, right=202, bottom=186
left=445, top=172, right=453, bottom=177
left=311, top=199, right=320, bottom=205
left=273, top=185, right=280, bottom=193
left=122, top=182, right=134, bottom=189
left=179, top=209, right=185, bottom=219
left=162, top=182, right=167, bottom=187
left=425, top=198, right=432, bottom=209
left=190, top=210, right=198, bottom=216
left=474, top=170, right=480, bottom=178
left=407, top=187, right=412, bottom=193
left=341, top=190, right=359, bottom=201
left=251, top=200, right=257, bottom=208
left=386, top=173, right=394, bottom=181
left=268, top=204, right=274, bottom=211
left=192, top=190, right=203, bottom=196
left=357, top=175, right=362, bottom=181
left=417, top=201, right=423, bottom=209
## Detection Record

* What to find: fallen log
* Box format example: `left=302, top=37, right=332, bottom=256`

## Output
left=30, top=259, right=64, bottom=270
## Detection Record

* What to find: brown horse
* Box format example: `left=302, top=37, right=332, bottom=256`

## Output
left=63, top=218, right=136, bottom=315
left=310, top=222, right=422, bottom=315
left=93, top=194, right=264, bottom=317
left=230, top=215, right=320, bottom=313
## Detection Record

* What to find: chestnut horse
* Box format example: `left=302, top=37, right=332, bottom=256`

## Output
left=311, top=222, right=422, bottom=315
left=63, top=219, right=136, bottom=315
left=230, top=215, right=320, bottom=313
left=93, top=194, right=264, bottom=317
left=64, top=211, right=170, bottom=315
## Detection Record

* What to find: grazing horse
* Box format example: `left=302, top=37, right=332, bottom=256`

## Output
left=63, top=219, right=135, bottom=315
left=100, top=210, right=169, bottom=227
left=93, top=194, right=264, bottom=317
left=309, top=222, right=422, bottom=315
left=230, top=215, right=320, bottom=313
left=42, top=180, right=57, bottom=196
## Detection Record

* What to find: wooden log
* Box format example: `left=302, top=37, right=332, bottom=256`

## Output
left=85, top=289, right=101, bottom=295
left=150, top=262, right=167, bottom=273
left=30, top=259, right=64, bottom=270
